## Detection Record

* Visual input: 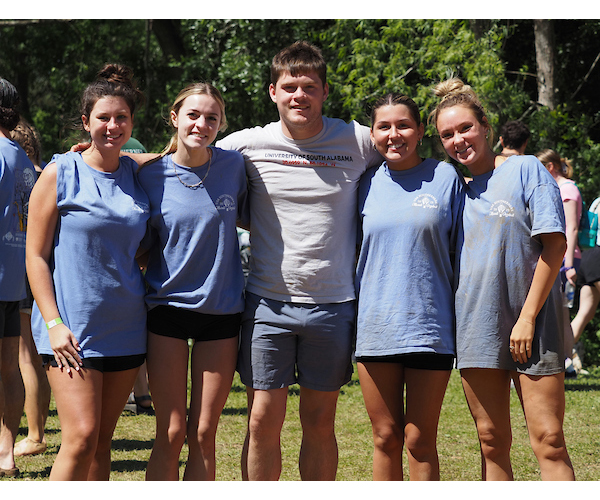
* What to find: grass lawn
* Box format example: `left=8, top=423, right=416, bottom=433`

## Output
left=7, top=365, right=600, bottom=482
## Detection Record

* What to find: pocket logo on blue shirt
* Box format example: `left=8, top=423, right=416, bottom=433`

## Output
left=215, top=194, right=236, bottom=212
left=489, top=200, right=515, bottom=218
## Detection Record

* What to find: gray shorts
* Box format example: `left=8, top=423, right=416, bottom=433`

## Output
left=238, top=292, right=355, bottom=391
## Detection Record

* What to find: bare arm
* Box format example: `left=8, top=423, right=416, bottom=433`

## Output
left=26, top=164, right=82, bottom=372
left=509, top=232, right=566, bottom=364
left=562, top=199, right=579, bottom=285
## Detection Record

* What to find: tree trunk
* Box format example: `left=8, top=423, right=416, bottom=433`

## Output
left=534, top=19, right=556, bottom=109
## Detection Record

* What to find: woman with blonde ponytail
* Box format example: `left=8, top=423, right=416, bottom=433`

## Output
left=129, top=82, right=248, bottom=480
left=433, top=78, right=575, bottom=481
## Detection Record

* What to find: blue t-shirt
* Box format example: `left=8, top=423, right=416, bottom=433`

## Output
left=455, top=155, right=566, bottom=374
left=31, top=152, right=150, bottom=358
left=355, top=158, right=464, bottom=357
left=0, top=137, right=36, bottom=301
left=137, top=148, right=248, bottom=315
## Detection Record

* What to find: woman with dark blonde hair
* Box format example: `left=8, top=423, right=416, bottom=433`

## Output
left=432, top=78, right=575, bottom=481
left=130, top=82, right=248, bottom=480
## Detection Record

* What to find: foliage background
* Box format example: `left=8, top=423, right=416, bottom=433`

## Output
left=2, top=18, right=600, bottom=365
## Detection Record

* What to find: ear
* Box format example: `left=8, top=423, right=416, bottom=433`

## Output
left=170, top=109, right=178, bottom=129
left=269, top=83, right=277, bottom=104
left=82, top=115, right=90, bottom=132
left=322, top=82, right=329, bottom=102
left=418, top=122, right=425, bottom=141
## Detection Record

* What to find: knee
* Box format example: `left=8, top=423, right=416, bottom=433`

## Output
left=477, top=424, right=512, bottom=459
left=373, top=424, right=404, bottom=455
left=404, top=428, right=436, bottom=462
left=530, top=426, right=568, bottom=461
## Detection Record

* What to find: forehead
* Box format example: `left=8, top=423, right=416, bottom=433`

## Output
left=179, top=93, right=221, bottom=114
left=436, top=105, right=477, bottom=128
left=374, top=104, right=417, bottom=122
left=275, top=70, right=324, bottom=88
left=91, top=96, right=130, bottom=113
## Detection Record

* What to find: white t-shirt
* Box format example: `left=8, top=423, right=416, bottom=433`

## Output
left=217, top=116, right=381, bottom=303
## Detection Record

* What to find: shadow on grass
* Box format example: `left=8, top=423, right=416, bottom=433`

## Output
left=112, top=439, right=154, bottom=452
left=21, top=466, right=52, bottom=480
left=111, top=459, right=148, bottom=473
left=564, top=382, right=600, bottom=391
left=222, top=407, right=247, bottom=416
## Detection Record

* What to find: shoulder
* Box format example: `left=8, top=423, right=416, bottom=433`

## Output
left=217, top=125, right=271, bottom=151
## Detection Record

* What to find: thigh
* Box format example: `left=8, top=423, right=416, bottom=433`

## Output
left=404, top=367, right=451, bottom=434
left=47, top=365, right=104, bottom=439
left=357, top=361, right=405, bottom=430
left=461, top=368, right=512, bottom=433
left=188, top=336, right=238, bottom=427
left=98, top=368, right=140, bottom=437
left=296, top=301, right=354, bottom=392
left=238, top=293, right=298, bottom=390
left=515, top=372, right=566, bottom=434
left=146, top=332, right=190, bottom=422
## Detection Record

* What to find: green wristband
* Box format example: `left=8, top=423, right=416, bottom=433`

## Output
left=46, top=318, right=63, bottom=330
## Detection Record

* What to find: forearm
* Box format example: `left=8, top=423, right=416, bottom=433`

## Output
left=564, top=226, right=578, bottom=268
left=519, top=232, right=566, bottom=323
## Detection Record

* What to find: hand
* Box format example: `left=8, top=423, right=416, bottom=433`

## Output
left=566, top=267, right=577, bottom=286
left=48, top=323, right=83, bottom=373
left=509, top=317, right=535, bottom=364
left=70, top=142, right=91, bottom=153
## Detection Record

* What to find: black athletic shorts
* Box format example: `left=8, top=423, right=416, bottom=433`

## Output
left=41, top=353, right=145, bottom=373
left=356, top=352, right=455, bottom=370
left=147, top=305, right=241, bottom=342
left=577, top=247, right=600, bottom=287
left=0, top=301, right=21, bottom=339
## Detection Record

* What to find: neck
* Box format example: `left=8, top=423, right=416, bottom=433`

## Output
left=81, top=145, right=120, bottom=173
left=501, top=148, right=521, bottom=156
left=173, top=146, right=211, bottom=167
left=467, top=148, right=498, bottom=177
left=280, top=117, right=324, bottom=141
left=0, top=126, right=9, bottom=139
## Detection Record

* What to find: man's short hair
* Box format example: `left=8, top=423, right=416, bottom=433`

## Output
left=500, top=120, right=530, bottom=149
left=270, top=41, right=327, bottom=88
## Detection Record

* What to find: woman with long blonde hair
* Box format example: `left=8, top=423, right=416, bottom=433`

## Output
left=130, top=82, right=248, bottom=480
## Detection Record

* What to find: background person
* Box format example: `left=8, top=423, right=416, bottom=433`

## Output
left=0, top=77, right=33, bottom=479
left=27, top=64, right=150, bottom=481
left=536, top=149, right=582, bottom=374
left=217, top=40, right=381, bottom=481
left=499, top=120, right=530, bottom=156
left=432, top=78, right=575, bottom=481
left=10, top=118, right=51, bottom=458
left=355, top=93, right=464, bottom=480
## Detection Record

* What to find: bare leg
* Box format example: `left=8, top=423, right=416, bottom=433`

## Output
left=571, top=284, right=600, bottom=344
left=513, top=373, right=575, bottom=480
left=184, top=336, right=237, bottom=480
left=46, top=366, right=102, bottom=480
left=404, top=367, right=451, bottom=480
left=15, top=312, right=50, bottom=455
left=87, top=367, right=139, bottom=480
left=0, top=336, right=24, bottom=473
left=298, top=386, right=340, bottom=481
left=246, top=387, right=288, bottom=481
left=461, top=368, right=513, bottom=480
left=145, top=332, right=189, bottom=481
left=357, top=361, right=405, bottom=480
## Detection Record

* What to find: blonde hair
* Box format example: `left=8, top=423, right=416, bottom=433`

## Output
left=430, top=78, right=494, bottom=146
left=536, top=148, right=574, bottom=178
left=159, top=82, right=227, bottom=158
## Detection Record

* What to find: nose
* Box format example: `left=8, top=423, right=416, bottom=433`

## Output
left=292, top=86, right=307, bottom=99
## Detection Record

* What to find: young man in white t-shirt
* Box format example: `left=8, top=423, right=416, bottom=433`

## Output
left=217, top=40, right=381, bottom=480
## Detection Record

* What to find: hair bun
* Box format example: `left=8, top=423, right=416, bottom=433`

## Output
left=433, top=78, right=472, bottom=100
left=96, top=63, right=134, bottom=87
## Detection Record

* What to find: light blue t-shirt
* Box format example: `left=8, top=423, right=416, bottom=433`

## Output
left=455, top=155, right=566, bottom=374
left=31, top=152, right=150, bottom=358
left=355, top=158, right=464, bottom=357
left=0, top=137, right=35, bottom=301
left=137, top=148, right=248, bottom=315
